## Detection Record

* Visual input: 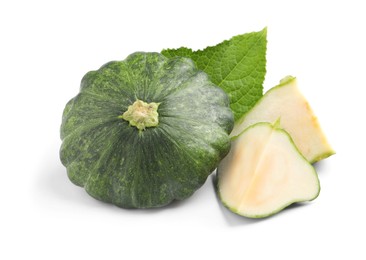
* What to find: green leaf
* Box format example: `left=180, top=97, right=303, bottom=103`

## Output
left=162, top=28, right=267, bottom=121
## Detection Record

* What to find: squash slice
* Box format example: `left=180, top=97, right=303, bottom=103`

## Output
left=230, top=76, right=334, bottom=163
left=218, top=122, right=320, bottom=218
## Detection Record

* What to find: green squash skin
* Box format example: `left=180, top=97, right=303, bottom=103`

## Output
left=60, top=52, right=234, bottom=208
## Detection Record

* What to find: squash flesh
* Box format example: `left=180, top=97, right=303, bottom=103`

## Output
left=230, top=77, right=334, bottom=163
left=218, top=123, right=320, bottom=218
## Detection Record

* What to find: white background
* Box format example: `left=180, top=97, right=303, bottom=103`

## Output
left=1, top=0, right=365, bottom=259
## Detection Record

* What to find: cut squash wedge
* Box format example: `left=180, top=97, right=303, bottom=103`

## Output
left=217, top=122, right=320, bottom=218
left=230, top=76, right=334, bottom=163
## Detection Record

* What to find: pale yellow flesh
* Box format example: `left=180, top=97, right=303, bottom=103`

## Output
left=218, top=123, right=320, bottom=218
left=230, top=77, right=334, bottom=163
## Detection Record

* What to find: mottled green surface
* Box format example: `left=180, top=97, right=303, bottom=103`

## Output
left=60, top=52, right=234, bottom=208
left=162, top=28, right=267, bottom=121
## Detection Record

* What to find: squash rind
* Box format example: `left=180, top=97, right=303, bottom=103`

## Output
left=60, top=52, right=234, bottom=208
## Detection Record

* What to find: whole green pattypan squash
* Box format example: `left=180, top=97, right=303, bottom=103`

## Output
left=60, top=52, right=234, bottom=208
